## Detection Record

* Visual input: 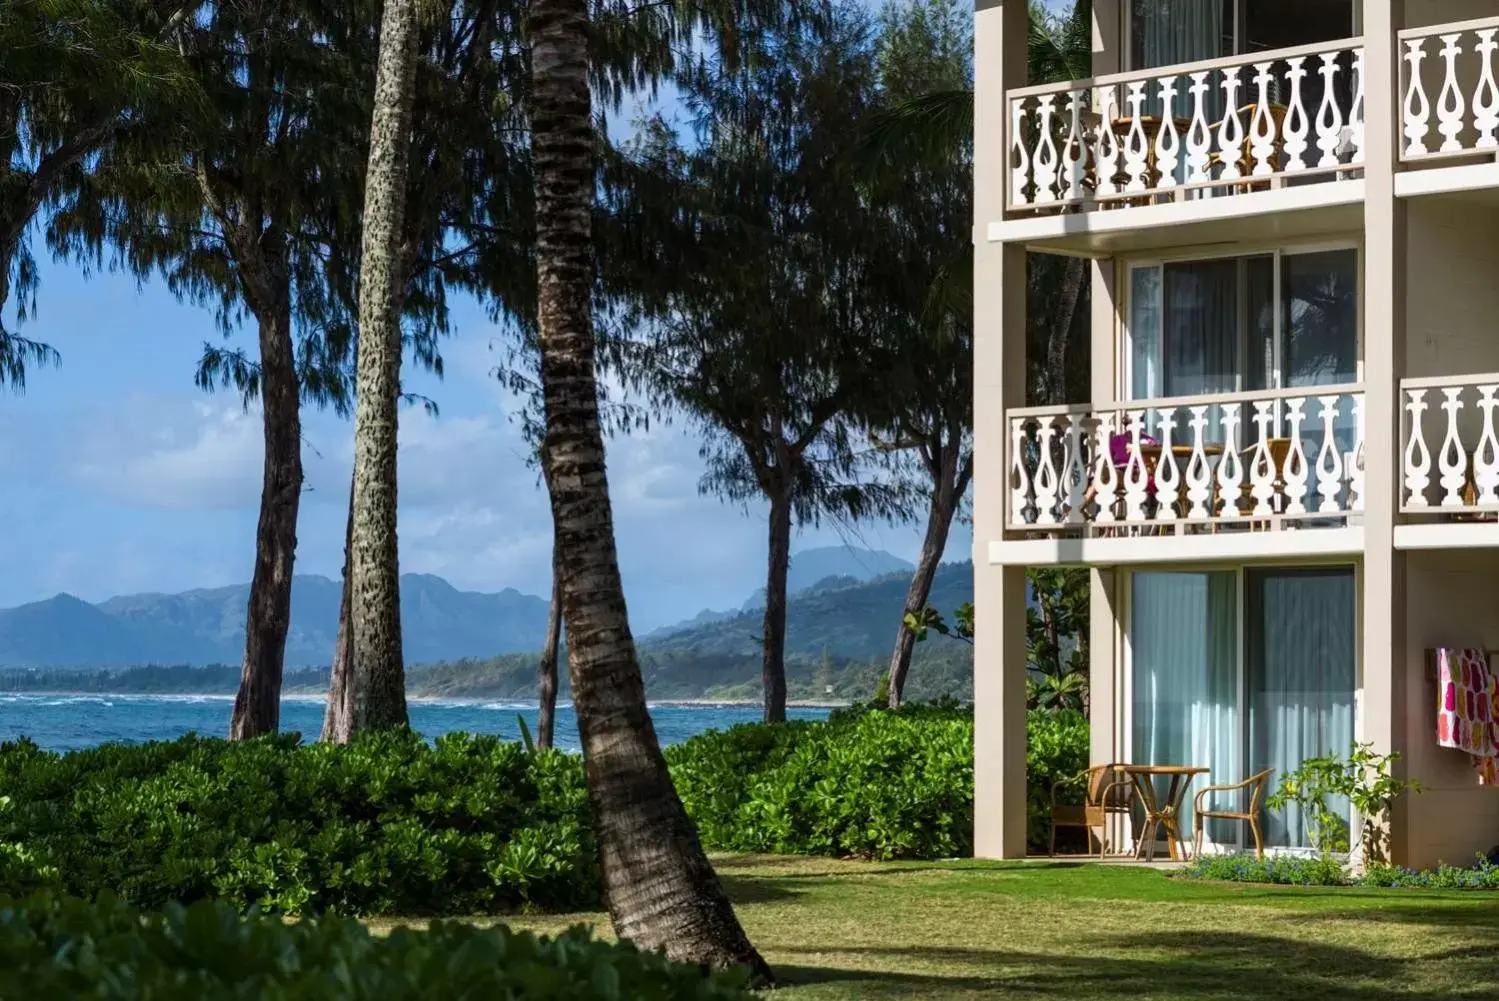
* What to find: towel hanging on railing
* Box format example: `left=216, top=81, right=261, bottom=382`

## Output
left=1433, top=648, right=1499, bottom=786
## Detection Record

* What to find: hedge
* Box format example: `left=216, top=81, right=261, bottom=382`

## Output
left=0, top=892, right=752, bottom=1000
left=1, top=703, right=1089, bottom=913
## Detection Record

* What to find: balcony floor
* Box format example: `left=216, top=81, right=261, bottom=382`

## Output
left=989, top=525, right=1365, bottom=568
left=989, top=181, right=1365, bottom=257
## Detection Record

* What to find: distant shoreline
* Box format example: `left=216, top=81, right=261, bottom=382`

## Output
left=1, top=691, right=850, bottom=709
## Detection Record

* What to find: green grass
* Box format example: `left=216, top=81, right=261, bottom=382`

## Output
left=388, top=856, right=1499, bottom=1000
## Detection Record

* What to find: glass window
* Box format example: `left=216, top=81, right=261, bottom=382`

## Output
left=1130, top=0, right=1233, bottom=72
left=1283, top=249, right=1358, bottom=388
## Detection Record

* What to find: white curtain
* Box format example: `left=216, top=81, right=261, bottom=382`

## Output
left=1131, top=572, right=1240, bottom=845
left=1133, top=0, right=1228, bottom=70
left=1129, top=260, right=1239, bottom=445
left=1246, top=568, right=1356, bottom=850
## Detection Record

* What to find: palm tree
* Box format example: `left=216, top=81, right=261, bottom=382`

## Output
left=346, top=0, right=419, bottom=732
left=527, top=0, right=770, bottom=979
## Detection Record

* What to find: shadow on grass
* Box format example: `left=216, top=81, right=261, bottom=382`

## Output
left=769, top=929, right=1499, bottom=1000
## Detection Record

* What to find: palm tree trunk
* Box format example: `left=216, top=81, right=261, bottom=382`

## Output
left=230, top=276, right=301, bottom=739
left=885, top=448, right=966, bottom=708
left=346, top=0, right=418, bottom=733
left=537, top=541, right=562, bottom=749
left=760, top=485, right=792, bottom=724
left=321, top=470, right=356, bottom=742
left=529, top=0, right=770, bottom=979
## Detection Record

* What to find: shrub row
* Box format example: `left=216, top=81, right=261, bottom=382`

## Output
left=1180, top=852, right=1499, bottom=889
left=1, top=703, right=1090, bottom=913
left=0, top=730, right=599, bottom=915
left=0, top=892, right=752, bottom=1000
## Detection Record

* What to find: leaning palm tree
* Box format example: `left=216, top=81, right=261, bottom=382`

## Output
left=527, top=0, right=770, bottom=980
left=346, top=0, right=419, bottom=731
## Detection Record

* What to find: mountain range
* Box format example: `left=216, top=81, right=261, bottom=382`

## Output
left=0, top=545, right=935, bottom=670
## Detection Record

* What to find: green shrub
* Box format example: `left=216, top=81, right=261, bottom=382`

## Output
left=0, top=730, right=598, bottom=916
left=1360, top=857, right=1499, bottom=889
left=1178, top=853, right=1351, bottom=886
left=0, top=892, right=752, bottom=1000
left=1024, top=709, right=1090, bottom=853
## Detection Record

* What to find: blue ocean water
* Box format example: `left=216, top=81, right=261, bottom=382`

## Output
left=0, top=694, right=830, bottom=753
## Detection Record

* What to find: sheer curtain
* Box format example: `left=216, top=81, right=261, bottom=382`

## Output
left=1132, top=0, right=1232, bottom=125
left=1129, top=261, right=1240, bottom=443
left=1246, top=568, right=1356, bottom=850
left=1131, top=572, right=1240, bottom=846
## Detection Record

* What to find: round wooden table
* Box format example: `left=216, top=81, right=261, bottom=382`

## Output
left=1121, top=764, right=1209, bottom=862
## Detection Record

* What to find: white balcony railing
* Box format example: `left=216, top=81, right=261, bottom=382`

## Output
left=1399, top=17, right=1499, bottom=163
left=1007, top=39, right=1365, bottom=212
left=1007, top=387, right=1366, bottom=535
left=1400, top=374, right=1499, bottom=515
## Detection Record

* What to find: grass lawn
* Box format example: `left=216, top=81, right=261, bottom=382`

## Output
left=403, top=856, right=1499, bottom=1000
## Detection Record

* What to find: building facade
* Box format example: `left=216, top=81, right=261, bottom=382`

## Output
left=974, top=0, right=1499, bottom=867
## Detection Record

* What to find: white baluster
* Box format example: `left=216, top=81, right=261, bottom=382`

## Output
left=1122, top=81, right=1150, bottom=193
left=1437, top=34, right=1468, bottom=154
left=1033, top=94, right=1060, bottom=204
left=1249, top=401, right=1277, bottom=516
left=1249, top=63, right=1277, bottom=176
left=1122, top=412, right=1149, bottom=522
left=1477, top=387, right=1499, bottom=506
left=1217, top=72, right=1245, bottom=181
left=1282, top=399, right=1310, bottom=516
left=1316, top=53, right=1346, bottom=167
left=1315, top=396, right=1344, bottom=513
left=1154, top=412, right=1179, bottom=523
left=1283, top=56, right=1311, bottom=172
left=1403, top=39, right=1432, bottom=158
left=1092, top=415, right=1118, bottom=523
left=1186, top=72, right=1213, bottom=185
left=1438, top=387, right=1468, bottom=508
left=1062, top=416, right=1086, bottom=523
left=1349, top=48, right=1366, bottom=162
left=1185, top=407, right=1212, bottom=520
left=1403, top=389, right=1433, bottom=507
left=1216, top=407, right=1244, bottom=521
left=1035, top=420, right=1060, bottom=524
left=1350, top=395, right=1366, bottom=512
left=1155, top=77, right=1181, bottom=190
left=1063, top=91, right=1087, bottom=201
left=1477, top=30, right=1499, bottom=149
left=1095, top=87, right=1121, bottom=198
left=1012, top=98, right=1033, bottom=204
left=1010, top=417, right=1032, bottom=525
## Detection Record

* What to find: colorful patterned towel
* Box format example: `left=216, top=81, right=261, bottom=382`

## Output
left=1434, top=648, right=1499, bottom=786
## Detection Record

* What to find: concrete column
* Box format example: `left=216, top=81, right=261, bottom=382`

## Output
left=1088, top=260, right=1119, bottom=771
left=972, top=0, right=1030, bottom=860
left=1359, top=0, right=1410, bottom=866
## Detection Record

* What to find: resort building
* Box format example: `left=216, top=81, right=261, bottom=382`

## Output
left=974, top=0, right=1499, bottom=867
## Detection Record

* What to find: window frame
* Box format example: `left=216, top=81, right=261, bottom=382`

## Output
left=1119, top=239, right=1365, bottom=405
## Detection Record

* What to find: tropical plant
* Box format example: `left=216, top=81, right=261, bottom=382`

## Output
left=527, top=0, right=772, bottom=979
left=1266, top=743, right=1425, bottom=862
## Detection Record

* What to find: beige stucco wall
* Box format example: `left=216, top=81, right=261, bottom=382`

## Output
left=1402, top=549, right=1499, bottom=868
left=1404, top=198, right=1499, bottom=381
left=1403, top=0, right=1496, bottom=29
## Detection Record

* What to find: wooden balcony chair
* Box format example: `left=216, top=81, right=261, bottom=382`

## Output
left=1050, top=763, right=1136, bottom=859
left=1192, top=767, right=1275, bottom=860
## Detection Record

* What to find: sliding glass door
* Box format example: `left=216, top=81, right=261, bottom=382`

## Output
left=1129, top=566, right=1356, bottom=852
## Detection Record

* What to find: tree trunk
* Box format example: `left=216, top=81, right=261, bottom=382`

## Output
left=537, top=542, right=563, bottom=749
left=321, top=470, right=357, bottom=742
left=346, top=0, right=419, bottom=733
left=886, top=447, right=962, bottom=708
left=229, top=274, right=301, bottom=740
left=529, top=0, right=770, bottom=980
left=1045, top=255, right=1086, bottom=405
left=760, top=485, right=792, bottom=724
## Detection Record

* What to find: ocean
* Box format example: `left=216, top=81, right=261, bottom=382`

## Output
left=0, top=693, right=831, bottom=753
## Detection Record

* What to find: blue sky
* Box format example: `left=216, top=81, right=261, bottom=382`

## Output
left=0, top=1, right=982, bottom=632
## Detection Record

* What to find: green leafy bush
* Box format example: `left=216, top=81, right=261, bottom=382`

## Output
left=1178, top=853, right=1351, bottom=886
left=0, top=892, right=752, bottom=1000
left=668, top=701, right=1087, bottom=860
left=1360, top=856, right=1499, bottom=889
left=0, top=730, right=598, bottom=915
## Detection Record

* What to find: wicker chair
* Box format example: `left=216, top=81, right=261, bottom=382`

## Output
left=1192, top=768, right=1275, bottom=860
left=1050, top=763, right=1135, bottom=859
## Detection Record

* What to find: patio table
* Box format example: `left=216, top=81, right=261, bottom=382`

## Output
left=1121, top=764, right=1208, bottom=862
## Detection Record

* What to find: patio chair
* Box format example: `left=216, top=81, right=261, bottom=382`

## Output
left=1191, top=767, right=1275, bottom=860
left=1050, top=763, right=1135, bottom=859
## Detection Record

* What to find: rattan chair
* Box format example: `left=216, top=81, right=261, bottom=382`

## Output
left=1192, top=768, right=1275, bottom=860
left=1050, top=763, right=1135, bottom=859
